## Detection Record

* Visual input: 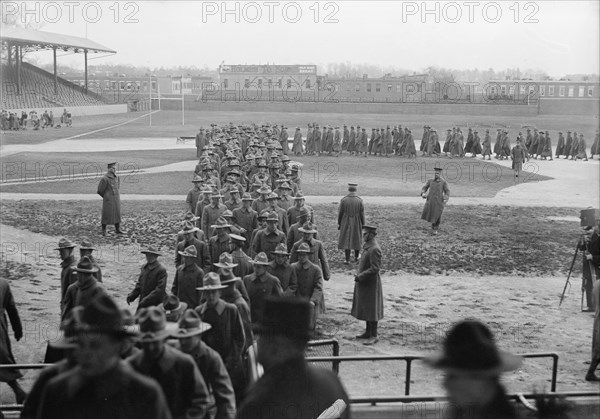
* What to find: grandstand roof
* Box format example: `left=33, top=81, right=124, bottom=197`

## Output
left=1, top=27, right=116, bottom=54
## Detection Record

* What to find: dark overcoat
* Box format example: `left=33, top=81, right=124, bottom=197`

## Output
left=337, top=193, right=365, bottom=250
left=0, top=278, right=22, bottom=382
left=97, top=171, right=121, bottom=225
left=421, top=178, right=450, bottom=224
left=351, top=239, right=383, bottom=321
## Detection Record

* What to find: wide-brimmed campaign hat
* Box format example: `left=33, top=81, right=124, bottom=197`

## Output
left=258, top=186, right=272, bottom=194
left=172, top=309, right=212, bottom=339
left=272, top=243, right=290, bottom=256
left=214, top=252, right=238, bottom=269
left=192, top=175, right=203, bottom=183
left=77, top=294, right=138, bottom=338
left=141, top=246, right=162, bottom=256
left=296, top=242, right=313, bottom=254
left=362, top=225, right=378, bottom=233
left=136, top=307, right=177, bottom=342
left=72, top=256, right=99, bottom=273
left=266, top=211, right=279, bottom=222
left=424, top=319, right=522, bottom=376
left=197, top=272, right=228, bottom=291
left=183, top=211, right=200, bottom=221
left=178, top=245, right=198, bottom=258
left=55, top=238, right=76, bottom=250
left=266, top=192, right=280, bottom=201
left=211, top=217, right=232, bottom=229
left=293, top=192, right=305, bottom=200
left=296, top=207, right=311, bottom=219
left=299, top=221, right=317, bottom=234
left=158, top=294, right=188, bottom=323
left=241, top=193, right=254, bottom=201
left=179, top=221, right=200, bottom=235
left=79, top=238, right=96, bottom=250
left=229, top=233, right=246, bottom=243
left=253, top=297, right=312, bottom=341
left=252, top=252, right=271, bottom=265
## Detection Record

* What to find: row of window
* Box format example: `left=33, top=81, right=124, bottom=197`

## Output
left=70, top=80, right=157, bottom=91
left=222, top=78, right=312, bottom=89
left=494, top=84, right=594, bottom=97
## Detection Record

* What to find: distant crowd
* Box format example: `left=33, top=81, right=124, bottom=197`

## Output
left=0, top=108, right=72, bottom=131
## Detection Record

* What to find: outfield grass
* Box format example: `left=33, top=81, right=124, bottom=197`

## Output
left=0, top=149, right=193, bottom=182
left=2, top=110, right=599, bottom=144
left=0, top=155, right=551, bottom=196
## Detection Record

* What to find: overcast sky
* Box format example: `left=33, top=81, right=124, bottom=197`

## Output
left=6, top=1, right=599, bottom=77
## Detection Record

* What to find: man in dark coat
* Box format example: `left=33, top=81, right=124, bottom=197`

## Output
left=0, top=277, right=26, bottom=403
left=243, top=252, right=283, bottom=324
left=289, top=222, right=330, bottom=281
left=38, top=294, right=171, bottom=419
left=61, top=256, right=106, bottom=321
left=267, top=244, right=298, bottom=296
left=176, top=222, right=211, bottom=271
left=128, top=306, right=210, bottom=419
left=173, top=310, right=236, bottom=419
left=291, top=243, right=325, bottom=329
left=78, top=238, right=102, bottom=282
left=351, top=225, right=383, bottom=346
left=237, top=297, right=350, bottom=419
left=55, top=238, right=78, bottom=314
left=338, top=183, right=365, bottom=264
left=172, top=245, right=205, bottom=309
left=421, top=167, right=450, bottom=234
left=97, top=162, right=124, bottom=236
left=196, top=128, right=206, bottom=158
left=126, top=246, right=168, bottom=312
left=510, top=139, right=528, bottom=179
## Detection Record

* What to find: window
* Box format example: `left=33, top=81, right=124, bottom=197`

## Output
left=355, top=84, right=360, bottom=92
left=548, top=86, right=554, bottom=96
left=366, top=83, right=371, bottom=92
left=539, top=86, right=545, bottom=96
left=509, top=85, right=515, bottom=95
left=501, top=85, right=507, bottom=95
left=305, top=79, right=311, bottom=89
left=578, top=86, right=585, bottom=97
left=588, top=87, right=594, bottom=97
left=396, top=84, right=401, bottom=93
left=223, top=79, right=228, bottom=89
left=559, top=86, right=565, bottom=96
left=376, top=84, right=381, bottom=92
left=568, top=86, right=574, bottom=97
left=388, top=84, right=392, bottom=92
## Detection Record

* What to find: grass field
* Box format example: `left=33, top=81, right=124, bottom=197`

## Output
left=2, top=110, right=599, bottom=144
left=0, top=154, right=551, bottom=196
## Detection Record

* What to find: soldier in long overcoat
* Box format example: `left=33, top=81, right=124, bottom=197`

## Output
left=337, top=183, right=365, bottom=264
left=351, top=225, right=383, bottom=345
left=510, top=139, right=528, bottom=179
left=292, top=127, right=303, bottom=155
left=97, top=162, right=124, bottom=236
left=421, top=167, right=450, bottom=233
left=0, top=277, right=26, bottom=403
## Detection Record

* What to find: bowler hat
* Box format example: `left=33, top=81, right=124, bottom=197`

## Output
left=172, top=309, right=212, bottom=339
left=136, top=307, right=175, bottom=342
left=77, top=294, right=137, bottom=338
left=425, top=319, right=522, bottom=376
left=253, top=297, right=312, bottom=341
left=252, top=252, right=271, bottom=265
left=72, top=256, right=99, bottom=273
left=214, top=252, right=238, bottom=269
left=55, top=238, right=76, bottom=250
left=197, top=272, right=228, bottom=291
left=178, top=245, right=198, bottom=258
left=158, top=294, right=188, bottom=323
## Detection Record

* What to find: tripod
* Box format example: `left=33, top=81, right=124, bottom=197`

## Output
left=559, top=233, right=596, bottom=308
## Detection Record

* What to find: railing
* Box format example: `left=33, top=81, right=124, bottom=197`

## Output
left=305, top=352, right=559, bottom=396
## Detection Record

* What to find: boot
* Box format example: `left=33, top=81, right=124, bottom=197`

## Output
left=8, top=380, right=27, bottom=404
left=101, top=224, right=107, bottom=237
left=363, top=322, right=379, bottom=345
left=356, top=322, right=371, bottom=339
left=115, top=223, right=126, bottom=235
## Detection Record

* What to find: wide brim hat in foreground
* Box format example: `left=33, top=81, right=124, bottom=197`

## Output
left=197, top=272, right=228, bottom=291
left=72, top=256, right=99, bottom=273
left=172, top=309, right=212, bottom=338
left=76, top=294, right=138, bottom=338
left=214, top=252, right=238, bottom=269
left=55, top=238, right=76, bottom=250
left=79, top=238, right=96, bottom=250
left=252, top=252, right=271, bottom=265
left=158, top=294, right=188, bottom=322
left=253, top=297, right=313, bottom=341
left=424, top=319, right=522, bottom=376
left=136, top=306, right=178, bottom=342
left=141, top=246, right=163, bottom=256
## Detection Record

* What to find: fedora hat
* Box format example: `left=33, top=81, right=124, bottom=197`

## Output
left=79, top=238, right=96, bottom=250
left=72, top=256, right=99, bottom=273
left=214, top=252, right=238, bottom=269
left=172, top=309, right=212, bottom=339
left=55, top=238, right=76, bottom=250
left=253, top=297, right=312, bottom=341
left=178, top=245, right=198, bottom=258
left=77, top=294, right=137, bottom=338
left=425, top=319, right=522, bottom=376
left=136, top=307, right=176, bottom=342
left=158, top=294, right=188, bottom=323
left=299, top=221, right=317, bottom=234
left=183, top=211, right=200, bottom=222
left=272, top=243, right=289, bottom=256
left=252, top=252, right=271, bottom=265
left=141, top=246, right=162, bottom=256
left=50, top=306, right=83, bottom=348
left=211, top=217, right=232, bottom=229
left=197, top=272, right=228, bottom=291
left=296, top=242, right=312, bottom=254
left=179, top=221, right=200, bottom=235
left=229, top=233, right=246, bottom=243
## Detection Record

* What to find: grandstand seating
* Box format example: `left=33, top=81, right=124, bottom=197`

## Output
left=1, top=62, right=107, bottom=110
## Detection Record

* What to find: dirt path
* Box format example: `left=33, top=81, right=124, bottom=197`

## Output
left=1, top=223, right=598, bottom=403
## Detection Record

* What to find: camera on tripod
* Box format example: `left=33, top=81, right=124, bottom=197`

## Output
left=580, top=208, right=600, bottom=228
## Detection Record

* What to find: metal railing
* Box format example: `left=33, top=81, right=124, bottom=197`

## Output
left=305, top=352, right=559, bottom=396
